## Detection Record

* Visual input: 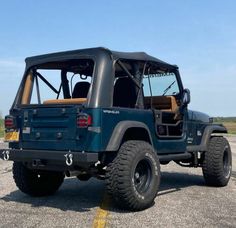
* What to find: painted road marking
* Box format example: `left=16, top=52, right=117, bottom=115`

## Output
left=93, top=195, right=110, bottom=228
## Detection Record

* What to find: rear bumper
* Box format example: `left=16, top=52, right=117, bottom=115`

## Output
left=0, top=148, right=99, bottom=170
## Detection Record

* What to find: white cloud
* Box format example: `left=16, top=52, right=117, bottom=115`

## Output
left=0, top=59, right=24, bottom=69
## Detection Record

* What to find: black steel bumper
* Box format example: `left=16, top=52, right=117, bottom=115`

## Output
left=0, top=148, right=99, bottom=169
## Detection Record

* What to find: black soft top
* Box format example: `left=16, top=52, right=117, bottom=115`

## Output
left=25, top=47, right=177, bottom=70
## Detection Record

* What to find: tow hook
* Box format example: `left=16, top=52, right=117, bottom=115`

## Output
left=2, top=150, right=10, bottom=161
left=64, top=153, right=73, bottom=166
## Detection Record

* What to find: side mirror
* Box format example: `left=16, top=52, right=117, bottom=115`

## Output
left=182, top=88, right=191, bottom=106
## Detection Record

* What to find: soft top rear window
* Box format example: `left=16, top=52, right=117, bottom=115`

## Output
left=20, top=59, right=94, bottom=105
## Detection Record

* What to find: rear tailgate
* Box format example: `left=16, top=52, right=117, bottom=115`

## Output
left=20, top=106, right=78, bottom=150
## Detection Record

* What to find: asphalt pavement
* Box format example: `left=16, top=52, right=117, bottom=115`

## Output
left=0, top=137, right=235, bottom=228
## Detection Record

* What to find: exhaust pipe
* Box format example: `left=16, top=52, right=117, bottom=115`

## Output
left=65, top=170, right=82, bottom=177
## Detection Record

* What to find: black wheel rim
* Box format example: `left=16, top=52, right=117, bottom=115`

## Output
left=223, top=147, right=231, bottom=178
left=133, top=159, right=152, bottom=194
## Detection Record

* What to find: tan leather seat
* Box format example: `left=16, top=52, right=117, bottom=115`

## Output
left=43, top=98, right=87, bottom=105
left=144, top=96, right=178, bottom=112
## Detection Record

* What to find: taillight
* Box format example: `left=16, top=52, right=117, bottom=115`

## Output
left=5, top=116, right=15, bottom=129
left=77, top=114, right=92, bottom=128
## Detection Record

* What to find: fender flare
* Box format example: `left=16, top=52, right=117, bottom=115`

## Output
left=106, top=121, right=153, bottom=151
left=187, top=125, right=227, bottom=152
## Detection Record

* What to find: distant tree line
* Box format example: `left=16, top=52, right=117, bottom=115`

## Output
left=0, top=111, right=3, bottom=129
left=214, top=117, right=236, bottom=123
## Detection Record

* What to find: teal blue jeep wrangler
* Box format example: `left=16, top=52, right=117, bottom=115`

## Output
left=1, top=47, right=232, bottom=210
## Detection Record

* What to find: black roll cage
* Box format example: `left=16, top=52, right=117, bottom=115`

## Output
left=32, top=71, right=62, bottom=104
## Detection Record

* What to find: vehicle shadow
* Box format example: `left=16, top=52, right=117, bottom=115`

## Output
left=104, top=171, right=206, bottom=213
left=158, top=171, right=205, bottom=196
left=1, top=172, right=205, bottom=213
left=1, top=177, right=105, bottom=213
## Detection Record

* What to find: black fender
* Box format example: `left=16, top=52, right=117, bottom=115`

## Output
left=106, top=121, right=153, bottom=151
left=187, top=124, right=227, bottom=152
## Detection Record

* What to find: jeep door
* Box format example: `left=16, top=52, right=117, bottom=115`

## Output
left=143, top=67, right=188, bottom=154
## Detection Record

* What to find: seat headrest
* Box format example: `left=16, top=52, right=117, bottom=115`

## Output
left=72, top=81, right=90, bottom=98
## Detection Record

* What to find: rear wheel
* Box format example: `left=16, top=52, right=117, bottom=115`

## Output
left=13, top=162, right=65, bottom=196
left=202, top=137, right=232, bottom=187
left=106, top=140, right=160, bottom=211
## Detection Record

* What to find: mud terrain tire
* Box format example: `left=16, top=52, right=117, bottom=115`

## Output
left=13, top=162, right=64, bottom=196
left=106, top=140, right=160, bottom=211
left=202, top=137, right=232, bottom=186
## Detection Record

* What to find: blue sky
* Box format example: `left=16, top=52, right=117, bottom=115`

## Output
left=0, top=0, right=235, bottom=116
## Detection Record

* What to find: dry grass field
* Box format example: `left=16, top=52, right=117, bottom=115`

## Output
left=222, top=122, right=236, bottom=134
left=214, top=117, right=236, bottom=134
left=0, top=118, right=4, bottom=138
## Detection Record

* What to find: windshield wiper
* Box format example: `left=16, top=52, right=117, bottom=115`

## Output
left=162, top=81, right=176, bottom=96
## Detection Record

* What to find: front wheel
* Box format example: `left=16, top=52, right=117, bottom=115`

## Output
left=106, top=140, right=160, bottom=211
left=202, top=136, right=232, bottom=187
left=13, top=162, right=65, bottom=196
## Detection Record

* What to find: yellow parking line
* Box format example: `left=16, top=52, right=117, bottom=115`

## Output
left=93, top=195, right=110, bottom=228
